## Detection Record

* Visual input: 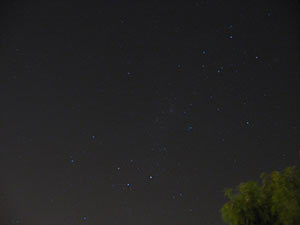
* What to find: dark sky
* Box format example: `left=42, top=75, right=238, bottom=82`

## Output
left=0, top=0, right=299, bottom=224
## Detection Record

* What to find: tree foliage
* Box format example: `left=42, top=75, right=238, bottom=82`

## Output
left=221, top=166, right=300, bottom=225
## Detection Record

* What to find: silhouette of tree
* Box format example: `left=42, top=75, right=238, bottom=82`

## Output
left=221, top=166, right=300, bottom=225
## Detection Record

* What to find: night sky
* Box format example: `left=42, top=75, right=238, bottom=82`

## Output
left=0, top=1, right=299, bottom=224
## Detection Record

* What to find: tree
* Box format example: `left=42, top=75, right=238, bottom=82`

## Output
left=221, top=166, right=300, bottom=225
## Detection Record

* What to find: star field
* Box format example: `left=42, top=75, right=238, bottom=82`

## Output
left=0, top=1, right=299, bottom=225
